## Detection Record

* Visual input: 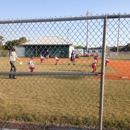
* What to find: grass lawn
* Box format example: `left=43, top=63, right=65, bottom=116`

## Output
left=0, top=57, right=130, bottom=129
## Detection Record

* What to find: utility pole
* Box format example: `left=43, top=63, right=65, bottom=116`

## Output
left=86, top=11, right=92, bottom=53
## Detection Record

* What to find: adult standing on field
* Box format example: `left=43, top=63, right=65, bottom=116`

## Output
left=8, top=46, right=21, bottom=79
left=46, top=50, right=50, bottom=59
left=68, top=50, right=76, bottom=65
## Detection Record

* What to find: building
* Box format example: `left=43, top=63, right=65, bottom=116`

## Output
left=15, top=46, right=25, bottom=57
left=22, top=36, right=75, bottom=58
left=87, top=46, right=110, bottom=55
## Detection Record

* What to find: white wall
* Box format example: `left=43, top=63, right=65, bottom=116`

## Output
left=16, top=46, right=25, bottom=57
left=74, top=49, right=83, bottom=56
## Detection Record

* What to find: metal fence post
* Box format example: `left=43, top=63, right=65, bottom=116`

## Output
left=117, top=15, right=120, bottom=54
left=99, top=15, right=108, bottom=130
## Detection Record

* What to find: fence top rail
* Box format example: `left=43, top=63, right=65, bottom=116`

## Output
left=0, top=14, right=130, bottom=24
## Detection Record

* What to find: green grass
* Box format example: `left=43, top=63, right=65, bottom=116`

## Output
left=0, top=75, right=100, bottom=125
left=0, top=58, right=130, bottom=129
left=103, top=80, right=130, bottom=129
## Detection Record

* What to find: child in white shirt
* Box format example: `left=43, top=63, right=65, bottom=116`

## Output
left=28, top=56, right=35, bottom=72
left=105, top=59, right=109, bottom=66
left=54, top=55, right=59, bottom=65
left=40, top=54, right=45, bottom=63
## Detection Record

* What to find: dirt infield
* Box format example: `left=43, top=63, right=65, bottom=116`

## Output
left=1, top=57, right=129, bottom=80
left=64, top=58, right=130, bottom=80
left=98, top=60, right=130, bottom=80
left=23, top=58, right=130, bottom=80
left=72, top=58, right=130, bottom=80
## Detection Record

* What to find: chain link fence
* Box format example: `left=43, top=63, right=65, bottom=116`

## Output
left=0, top=14, right=130, bottom=130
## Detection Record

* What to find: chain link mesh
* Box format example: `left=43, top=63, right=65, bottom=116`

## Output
left=0, top=14, right=130, bottom=130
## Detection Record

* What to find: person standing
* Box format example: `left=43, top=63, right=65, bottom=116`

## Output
left=94, top=55, right=98, bottom=63
left=40, top=54, right=45, bottom=63
left=68, top=50, right=75, bottom=65
left=8, top=46, right=21, bottom=79
left=28, top=56, right=35, bottom=72
left=54, top=55, right=59, bottom=65
left=92, top=57, right=98, bottom=72
left=105, top=58, right=109, bottom=66
left=46, top=50, right=50, bottom=59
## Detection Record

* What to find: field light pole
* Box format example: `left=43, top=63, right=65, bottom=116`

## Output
left=86, top=11, right=92, bottom=53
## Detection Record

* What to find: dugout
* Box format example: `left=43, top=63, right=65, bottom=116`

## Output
left=22, top=36, right=75, bottom=58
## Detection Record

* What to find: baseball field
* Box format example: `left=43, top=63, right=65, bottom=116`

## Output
left=0, top=57, right=130, bottom=129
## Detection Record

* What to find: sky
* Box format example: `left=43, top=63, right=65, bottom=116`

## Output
left=0, top=0, right=130, bottom=20
left=0, top=0, right=130, bottom=48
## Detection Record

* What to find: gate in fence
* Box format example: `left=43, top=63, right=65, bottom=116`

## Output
left=0, top=14, right=130, bottom=130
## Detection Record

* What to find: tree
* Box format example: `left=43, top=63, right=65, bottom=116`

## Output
left=0, top=41, right=4, bottom=50
left=4, top=40, right=20, bottom=50
left=110, top=46, right=117, bottom=52
left=75, top=45, right=84, bottom=49
left=19, top=37, right=27, bottom=44
left=125, top=43, right=130, bottom=51
left=4, top=37, right=27, bottom=50
left=0, top=36, right=4, bottom=50
left=0, top=36, right=4, bottom=40
left=120, top=43, right=130, bottom=52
